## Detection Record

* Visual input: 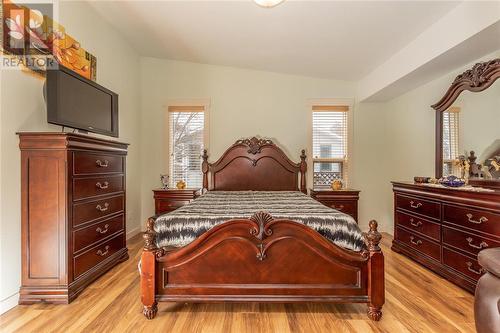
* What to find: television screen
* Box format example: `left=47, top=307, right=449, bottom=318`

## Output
left=46, top=66, right=118, bottom=137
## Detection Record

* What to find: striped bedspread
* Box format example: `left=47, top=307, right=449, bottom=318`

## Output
left=154, top=191, right=365, bottom=251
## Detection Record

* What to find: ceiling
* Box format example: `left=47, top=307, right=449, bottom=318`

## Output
left=89, top=1, right=460, bottom=81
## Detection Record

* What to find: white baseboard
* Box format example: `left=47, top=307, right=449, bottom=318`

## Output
left=0, top=292, right=19, bottom=315
left=126, top=227, right=141, bottom=240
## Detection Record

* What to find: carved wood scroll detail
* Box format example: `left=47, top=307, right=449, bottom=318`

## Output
left=250, top=211, right=274, bottom=240
left=452, top=59, right=500, bottom=87
left=235, top=137, right=274, bottom=154
left=249, top=211, right=274, bottom=260
left=432, top=58, right=500, bottom=112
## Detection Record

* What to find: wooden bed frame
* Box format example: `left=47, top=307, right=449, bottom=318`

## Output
left=140, top=137, right=385, bottom=320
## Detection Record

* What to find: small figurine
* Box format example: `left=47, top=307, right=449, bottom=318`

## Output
left=454, top=155, right=470, bottom=182
left=176, top=180, right=186, bottom=189
left=160, top=174, right=169, bottom=189
left=490, top=160, right=500, bottom=172
left=481, top=165, right=493, bottom=179
left=331, top=179, right=343, bottom=190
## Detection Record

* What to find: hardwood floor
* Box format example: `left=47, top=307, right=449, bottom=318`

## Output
left=0, top=232, right=476, bottom=333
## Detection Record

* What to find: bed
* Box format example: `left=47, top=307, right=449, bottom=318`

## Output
left=140, top=137, right=385, bottom=321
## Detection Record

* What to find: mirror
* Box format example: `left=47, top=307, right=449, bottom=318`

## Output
left=433, top=58, right=500, bottom=187
left=441, top=82, right=500, bottom=177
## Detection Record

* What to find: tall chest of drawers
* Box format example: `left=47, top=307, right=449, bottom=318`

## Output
left=18, top=133, right=129, bottom=304
left=391, top=181, right=500, bottom=292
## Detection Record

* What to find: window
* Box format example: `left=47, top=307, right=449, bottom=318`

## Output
left=168, top=105, right=206, bottom=188
left=442, top=107, right=460, bottom=176
left=312, top=105, right=349, bottom=188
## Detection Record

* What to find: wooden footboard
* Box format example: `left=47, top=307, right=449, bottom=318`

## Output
left=140, top=212, right=384, bottom=321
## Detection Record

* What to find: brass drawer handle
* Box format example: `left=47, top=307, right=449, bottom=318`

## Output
left=332, top=204, right=344, bottom=210
left=409, top=218, right=422, bottom=227
left=96, top=224, right=110, bottom=234
left=466, top=262, right=485, bottom=275
left=97, top=245, right=110, bottom=256
left=96, top=159, right=109, bottom=168
left=466, top=237, right=488, bottom=250
left=96, top=202, right=109, bottom=212
left=96, top=181, right=109, bottom=189
left=409, top=201, right=422, bottom=209
left=409, top=236, right=422, bottom=246
left=466, top=213, right=488, bottom=224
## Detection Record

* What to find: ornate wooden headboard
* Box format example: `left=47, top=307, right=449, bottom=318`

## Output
left=202, top=137, right=307, bottom=193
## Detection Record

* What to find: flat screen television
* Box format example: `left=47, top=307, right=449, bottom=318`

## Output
left=45, top=66, right=119, bottom=137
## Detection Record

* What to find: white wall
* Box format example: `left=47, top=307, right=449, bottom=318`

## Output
left=139, top=57, right=391, bottom=232
left=0, top=1, right=141, bottom=314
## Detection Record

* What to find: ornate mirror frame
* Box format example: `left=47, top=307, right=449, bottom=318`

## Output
left=431, top=58, right=500, bottom=181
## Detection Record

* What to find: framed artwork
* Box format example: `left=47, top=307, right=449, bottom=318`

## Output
left=1, top=0, right=96, bottom=80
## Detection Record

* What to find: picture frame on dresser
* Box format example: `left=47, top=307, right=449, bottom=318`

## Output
left=18, top=132, right=129, bottom=304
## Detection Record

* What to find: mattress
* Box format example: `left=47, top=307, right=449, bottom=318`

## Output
left=154, top=191, right=365, bottom=251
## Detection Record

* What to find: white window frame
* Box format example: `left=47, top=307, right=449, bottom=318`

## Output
left=164, top=99, right=210, bottom=188
left=309, top=98, right=354, bottom=188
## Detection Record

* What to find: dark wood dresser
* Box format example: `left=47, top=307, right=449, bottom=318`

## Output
left=392, top=181, right=500, bottom=292
left=310, top=188, right=359, bottom=222
left=18, top=132, right=129, bottom=304
left=153, top=189, right=200, bottom=215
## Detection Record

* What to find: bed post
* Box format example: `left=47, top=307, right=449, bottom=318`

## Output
left=141, top=217, right=158, bottom=319
left=299, top=149, right=307, bottom=194
left=365, top=220, right=384, bottom=321
left=202, top=149, right=209, bottom=192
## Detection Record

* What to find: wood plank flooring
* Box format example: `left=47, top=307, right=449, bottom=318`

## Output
left=0, top=233, right=476, bottom=333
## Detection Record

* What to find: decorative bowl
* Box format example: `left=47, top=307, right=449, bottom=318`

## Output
left=439, top=175, right=465, bottom=187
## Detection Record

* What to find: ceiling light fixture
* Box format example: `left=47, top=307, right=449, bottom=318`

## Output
left=253, top=0, right=285, bottom=8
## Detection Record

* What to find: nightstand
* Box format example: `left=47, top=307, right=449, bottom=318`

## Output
left=310, top=188, right=360, bottom=222
left=153, top=188, right=201, bottom=215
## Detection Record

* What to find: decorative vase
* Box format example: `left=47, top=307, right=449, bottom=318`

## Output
left=176, top=180, right=186, bottom=189
left=331, top=179, right=343, bottom=190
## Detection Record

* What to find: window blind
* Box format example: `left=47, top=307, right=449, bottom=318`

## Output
left=168, top=106, right=205, bottom=188
left=442, top=107, right=459, bottom=176
left=312, top=105, right=349, bottom=187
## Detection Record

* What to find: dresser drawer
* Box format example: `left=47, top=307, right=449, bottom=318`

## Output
left=73, top=233, right=124, bottom=279
left=321, top=200, right=357, bottom=219
left=443, top=247, right=485, bottom=281
left=73, top=175, right=124, bottom=201
left=443, top=204, right=500, bottom=235
left=396, top=227, right=440, bottom=261
left=396, top=211, right=440, bottom=241
left=73, top=215, right=124, bottom=253
left=156, top=199, right=190, bottom=215
left=73, top=152, right=124, bottom=175
left=72, top=195, right=124, bottom=227
left=395, top=195, right=440, bottom=220
left=442, top=226, right=499, bottom=256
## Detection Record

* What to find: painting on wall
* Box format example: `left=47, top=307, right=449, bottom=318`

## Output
left=1, top=0, right=97, bottom=80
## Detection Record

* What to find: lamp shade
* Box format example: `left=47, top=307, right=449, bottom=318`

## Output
left=253, top=0, right=285, bottom=8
